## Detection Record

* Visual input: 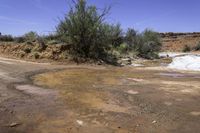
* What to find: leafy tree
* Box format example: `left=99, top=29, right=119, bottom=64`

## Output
left=137, top=29, right=162, bottom=59
left=108, top=23, right=123, bottom=48
left=57, top=0, right=111, bottom=59
left=125, top=28, right=139, bottom=51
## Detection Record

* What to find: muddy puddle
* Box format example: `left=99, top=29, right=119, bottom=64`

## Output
left=32, top=65, right=200, bottom=132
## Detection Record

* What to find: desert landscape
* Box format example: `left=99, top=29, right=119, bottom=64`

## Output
left=0, top=0, right=200, bottom=133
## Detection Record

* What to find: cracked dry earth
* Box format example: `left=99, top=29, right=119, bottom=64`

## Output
left=0, top=57, right=200, bottom=133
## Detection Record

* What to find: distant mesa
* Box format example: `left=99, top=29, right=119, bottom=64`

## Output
left=160, top=32, right=200, bottom=38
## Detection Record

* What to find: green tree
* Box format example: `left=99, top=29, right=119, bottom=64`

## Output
left=125, top=28, right=138, bottom=50
left=108, top=24, right=123, bottom=48
left=57, top=0, right=111, bottom=59
left=138, top=29, right=162, bottom=59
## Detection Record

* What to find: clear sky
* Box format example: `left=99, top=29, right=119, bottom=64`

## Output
left=0, top=0, right=200, bottom=36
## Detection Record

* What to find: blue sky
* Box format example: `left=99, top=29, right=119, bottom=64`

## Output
left=0, top=0, right=200, bottom=36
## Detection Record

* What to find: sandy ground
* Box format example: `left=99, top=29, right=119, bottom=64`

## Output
left=0, top=57, right=200, bottom=133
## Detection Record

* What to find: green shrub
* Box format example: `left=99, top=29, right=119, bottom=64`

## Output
left=108, top=24, right=123, bottom=48
left=138, top=41, right=160, bottom=59
left=56, top=0, right=111, bottom=60
left=14, top=37, right=26, bottom=43
left=33, top=52, right=40, bottom=59
left=182, top=45, right=191, bottom=52
left=24, top=48, right=32, bottom=53
left=125, top=28, right=138, bottom=50
left=193, top=42, right=200, bottom=51
left=137, top=29, right=161, bottom=59
left=47, top=40, right=60, bottom=45
left=26, top=41, right=33, bottom=45
left=24, top=31, right=38, bottom=42
left=117, top=43, right=129, bottom=54
left=0, top=35, right=14, bottom=42
left=37, top=37, right=47, bottom=51
left=44, top=34, right=60, bottom=41
left=123, top=29, right=161, bottom=59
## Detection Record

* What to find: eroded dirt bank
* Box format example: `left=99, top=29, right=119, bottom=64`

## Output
left=0, top=57, right=200, bottom=133
left=161, top=32, right=200, bottom=52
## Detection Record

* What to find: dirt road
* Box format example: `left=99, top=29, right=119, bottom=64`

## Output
left=0, top=57, right=70, bottom=133
left=0, top=57, right=200, bottom=133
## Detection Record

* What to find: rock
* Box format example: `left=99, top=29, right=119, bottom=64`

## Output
left=152, top=120, right=157, bottom=124
left=126, top=90, right=139, bottom=95
left=118, top=58, right=132, bottom=65
left=76, top=120, right=83, bottom=126
left=127, top=78, right=144, bottom=82
left=9, top=122, right=20, bottom=127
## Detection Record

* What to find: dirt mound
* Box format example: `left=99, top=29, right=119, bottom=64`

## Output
left=0, top=42, right=71, bottom=61
left=161, top=32, right=200, bottom=52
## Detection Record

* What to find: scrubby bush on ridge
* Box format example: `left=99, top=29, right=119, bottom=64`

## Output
left=193, top=42, right=200, bottom=51
left=23, top=31, right=39, bottom=42
left=0, top=35, right=14, bottom=42
left=182, top=45, right=191, bottom=52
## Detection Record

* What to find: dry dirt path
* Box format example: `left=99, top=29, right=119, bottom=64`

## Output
left=0, top=57, right=200, bottom=133
left=0, top=57, right=79, bottom=133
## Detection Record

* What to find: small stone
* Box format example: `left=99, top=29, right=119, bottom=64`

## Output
left=9, top=122, right=20, bottom=127
left=152, top=120, right=157, bottom=124
left=9, top=110, right=14, bottom=114
left=76, top=120, right=83, bottom=126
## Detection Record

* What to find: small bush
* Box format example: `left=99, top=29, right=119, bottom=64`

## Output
left=33, top=52, right=40, bottom=59
left=26, top=41, right=33, bottom=45
left=37, top=37, right=47, bottom=51
left=108, top=24, right=124, bottom=48
left=182, top=45, right=191, bottom=52
left=24, top=48, right=32, bottom=54
left=124, top=29, right=161, bottom=59
left=47, top=40, right=60, bottom=45
left=44, top=34, right=60, bottom=41
left=138, top=30, right=161, bottom=59
left=14, top=37, right=26, bottom=43
left=125, top=28, right=138, bottom=50
left=138, top=41, right=159, bottom=59
left=117, top=43, right=129, bottom=54
left=0, top=35, right=14, bottom=42
left=19, top=51, right=25, bottom=58
left=24, top=31, right=38, bottom=42
left=193, top=42, right=200, bottom=51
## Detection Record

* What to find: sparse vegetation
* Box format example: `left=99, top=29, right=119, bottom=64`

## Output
left=138, top=29, right=162, bottom=59
left=23, top=31, right=39, bottom=42
left=14, top=37, right=26, bottom=43
left=115, top=28, right=162, bottom=59
left=193, top=42, right=200, bottom=51
left=0, top=0, right=162, bottom=63
left=56, top=0, right=113, bottom=61
left=56, top=0, right=161, bottom=61
left=182, top=45, right=191, bottom=52
left=0, top=35, right=14, bottom=42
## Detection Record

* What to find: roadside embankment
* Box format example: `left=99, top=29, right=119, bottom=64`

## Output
left=0, top=42, right=70, bottom=61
